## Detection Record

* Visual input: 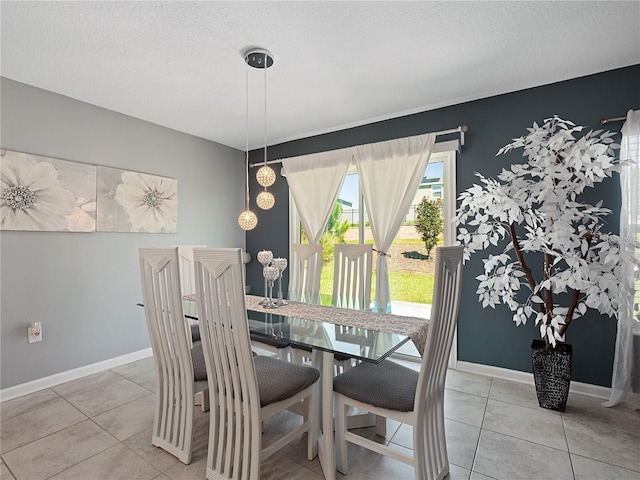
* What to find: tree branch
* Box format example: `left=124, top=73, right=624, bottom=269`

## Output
left=509, top=223, right=549, bottom=348
left=509, top=223, right=538, bottom=292
left=542, top=252, right=555, bottom=349
left=559, top=232, right=593, bottom=338
left=559, top=289, right=580, bottom=337
left=543, top=252, right=554, bottom=319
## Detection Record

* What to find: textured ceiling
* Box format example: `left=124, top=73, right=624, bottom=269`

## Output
left=1, top=1, right=639, bottom=150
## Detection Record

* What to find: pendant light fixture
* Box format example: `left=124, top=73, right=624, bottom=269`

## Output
left=238, top=51, right=258, bottom=231
left=247, top=49, right=276, bottom=210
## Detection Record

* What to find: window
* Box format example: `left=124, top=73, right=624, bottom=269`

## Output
left=289, top=150, right=457, bottom=309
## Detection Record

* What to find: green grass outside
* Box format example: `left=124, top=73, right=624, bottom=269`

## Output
left=343, top=238, right=422, bottom=246
left=320, top=259, right=435, bottom=306
left=319, top=228, right=439, bottom=307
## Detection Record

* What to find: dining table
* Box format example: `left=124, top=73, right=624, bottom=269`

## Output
left=178, top=293, right=430, bottom=480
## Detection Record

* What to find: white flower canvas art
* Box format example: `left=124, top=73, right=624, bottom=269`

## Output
left=0, top=149, right=97, bottom=232
left=97, top=166, right=177, bottom=233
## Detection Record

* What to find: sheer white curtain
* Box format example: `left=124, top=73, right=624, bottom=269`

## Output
left=281, top=149, right=351, bottom=244
left=353, top=133, right=436, bottom=312
left=605, top=109, right=640, bottom=409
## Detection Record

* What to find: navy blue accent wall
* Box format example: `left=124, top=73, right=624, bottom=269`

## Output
left=247, top=65, right=640, bottom=387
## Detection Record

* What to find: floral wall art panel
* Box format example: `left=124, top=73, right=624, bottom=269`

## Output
left=0, top=149, right=97, bottom=232
left=96, top=166, right=177, bottom=233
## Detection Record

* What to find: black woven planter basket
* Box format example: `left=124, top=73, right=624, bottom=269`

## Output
left=531, top=339, right=572, bottom=412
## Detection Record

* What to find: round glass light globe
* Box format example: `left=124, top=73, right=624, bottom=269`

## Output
left=256, top=191, right=275, bottom=210
left=257, top=250, right=273, bottom=266
left=237, top=209, right=258, bottom=230
left=256, top=165, right=276, bottom=187
left=272, top=257, right=288, bottom=272
left=263, top=265, right=280, bottom=283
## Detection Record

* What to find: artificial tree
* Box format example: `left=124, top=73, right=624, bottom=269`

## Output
left=455, top=116, right=637, bottom=350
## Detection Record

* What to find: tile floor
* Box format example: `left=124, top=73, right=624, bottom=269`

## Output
left=2, top=355, right=639, bottom=480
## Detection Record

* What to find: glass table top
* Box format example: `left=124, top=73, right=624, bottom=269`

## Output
left=180, top=299, right=410, bottom=364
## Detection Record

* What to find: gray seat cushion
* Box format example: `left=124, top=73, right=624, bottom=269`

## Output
left=191, top=342, right=257, bottom=382
left=254, top=355, right=320, bottom=407
left=333, top=353, right=354, bottom=363
left=250, top=332, right=291, bottom=349
left=293, top=344, right=353, bottom=362
left=191, top=341, right=258, bottom=382
left=191, top=324, right=201, bottom=343
left=333, top=360, right=418, bottom=412
left=191, top=342, right=207, bottom=381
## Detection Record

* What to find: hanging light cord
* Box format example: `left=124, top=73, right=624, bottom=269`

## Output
left=245, top=58, right=250, bottom=208
left=263, top=53, right=268, bottom=169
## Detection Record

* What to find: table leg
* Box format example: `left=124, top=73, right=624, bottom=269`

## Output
left=314, top=350, right=335, bottom=480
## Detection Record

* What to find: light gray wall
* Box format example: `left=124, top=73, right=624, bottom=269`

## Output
left=0, top=78, right=245, bottom=389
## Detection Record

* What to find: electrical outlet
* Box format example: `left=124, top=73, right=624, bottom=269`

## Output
left=28, top=322, right=42, bottom=343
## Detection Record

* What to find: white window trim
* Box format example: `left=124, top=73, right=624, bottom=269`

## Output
left=440, top=150, right=458, bottom=368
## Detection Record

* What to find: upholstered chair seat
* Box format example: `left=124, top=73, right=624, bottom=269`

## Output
left=254, top=355, right=320, bottom=406
left=333, top=360, right=418, bottom=412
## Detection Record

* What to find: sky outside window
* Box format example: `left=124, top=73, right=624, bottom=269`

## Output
left=339, top=161, right=444, bottom=209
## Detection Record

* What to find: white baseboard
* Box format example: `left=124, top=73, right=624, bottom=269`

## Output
left=0, top=348, right=153, bottom=402
left=455, top=361, right=612, bottom=400
left=1, top=350, right=613, bottom=403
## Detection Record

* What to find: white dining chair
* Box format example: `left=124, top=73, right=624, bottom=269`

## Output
left=193, top=248, right=320, bottom=479
left=289, top=243, right=323, bottom=304
left=251, top=243, right=322, bottom=363
left=288, top=243, right=325, bottom=364
left=329, top=243, right=374, bottom=371
left=170, top=244, right=212, bottom=411
left=294, top=244, right=374, bottom=370
left=332, top=243, right=373, bottom=310
left=138, top=247, right=209, bottom=465
left=171, top=245, right=206, bottom=297
left=170, top=245, right=206, bottom=345
left=333, top=245, right=464, bottom=480
left=252, top=243, right=323, bottom=361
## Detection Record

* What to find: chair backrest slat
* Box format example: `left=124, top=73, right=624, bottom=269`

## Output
left=194, top=248, right=260, bottom=479
left=289, top=243, right=323, bottom=304
left=332, top=244, right=373, bottom=310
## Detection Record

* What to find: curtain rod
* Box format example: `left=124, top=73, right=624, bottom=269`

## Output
left=600, top=116, right=626, bottom=125
left=249, top=124, right=470, bottom=168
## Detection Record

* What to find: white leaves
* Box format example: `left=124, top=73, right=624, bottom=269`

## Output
left=547, top=327, right=557, bottom=348
left=473, top=254, right=527, bottom=311
left=581, top=239, right=590, bottom=256
left=550, top=315, right=565, bottom=330
left=513, top=311, right=527, bottom=326
left=554, top=331, right=566, bottom=343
